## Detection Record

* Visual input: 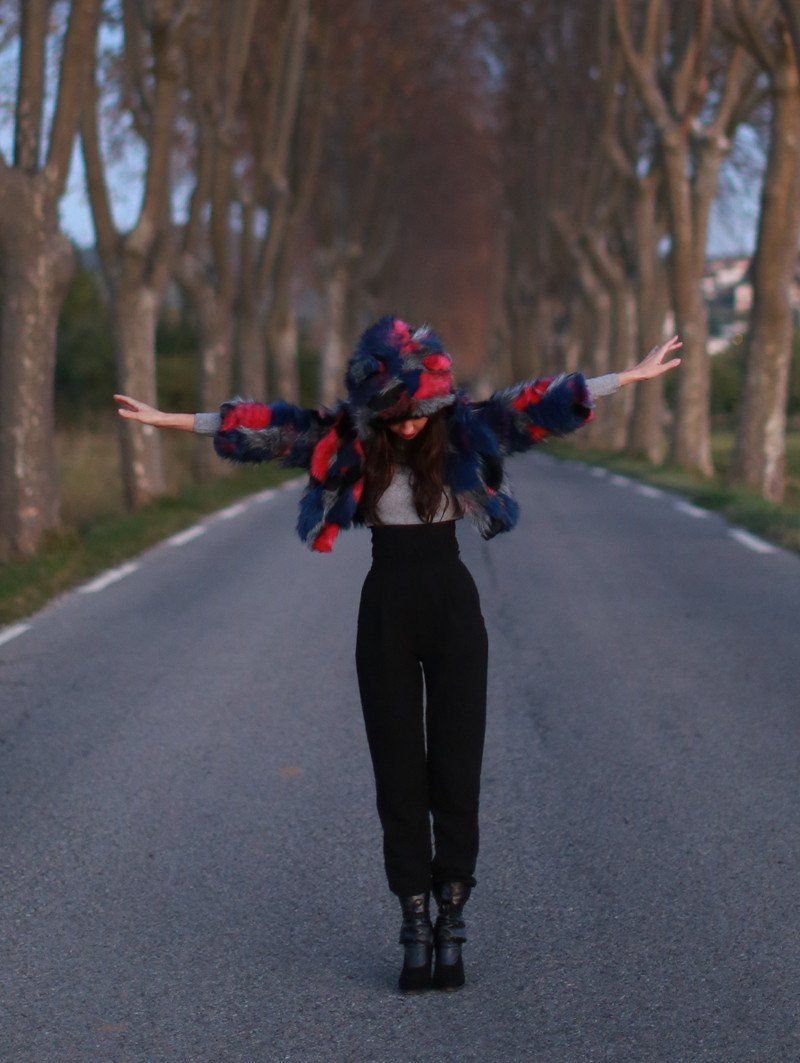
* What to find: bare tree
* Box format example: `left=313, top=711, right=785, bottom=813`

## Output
left=237, top=0, right=313, bottom=401
left=488, top=2, right=646, bottom=447
left=550, top=208, right=616, bottom=448
left=309, top=0, right=416, bottom=404
left=82, top=0, right=196, bottom=510
left=176, top=0, right=260, bottom=481
left=720, top=1, right=800, bottom=501
left=614, top=0, right=763, bottom=476
left=600, top=5, right=672, bottom=462
left=0, top=0, right=100, bottom=562
left=366, top=3, right=500, bottom=377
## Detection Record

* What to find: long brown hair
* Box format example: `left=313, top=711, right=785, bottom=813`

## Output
left=358, top=408, right=464, bottom=525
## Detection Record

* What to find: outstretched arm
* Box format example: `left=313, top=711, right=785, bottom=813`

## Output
left=469, top=371, right=597, bottom=457
left=205, top=395, right=337, bottom=469
left=114, top=393, right=339, bottom=471
left=469, top=336, right=682, bottom=457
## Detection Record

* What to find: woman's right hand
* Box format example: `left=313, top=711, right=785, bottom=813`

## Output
left=114, top=394, right=172, bottom=428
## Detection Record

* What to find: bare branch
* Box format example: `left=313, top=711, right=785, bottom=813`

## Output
left=258, top=0, right=299, bottom=185
left=612, top=0, right=675, bottom=132
left=14, top=0, right=47, bottom=172
left=270, top=0, right=310, bottom=193
left=711, top=46, right=759, bottom=136
left=122, top=0, right=155, bottom=140
left=80, top=73, right=119, bottom=275
left=136, top=15, right=185, bottom=240
left=673, top=0, right=712, bottom=121
left=732, top=0, right=780, bottom=72
left=45, top=0, right=100, bottom=195
left=642, top=0, right=664, bottom=63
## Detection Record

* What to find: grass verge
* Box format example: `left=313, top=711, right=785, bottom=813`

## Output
left=0, top=470, right=298, bottom=626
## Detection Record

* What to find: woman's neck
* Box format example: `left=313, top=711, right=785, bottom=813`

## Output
left=391, top=439, right=413, bottom=466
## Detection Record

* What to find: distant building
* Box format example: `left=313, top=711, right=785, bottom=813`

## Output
left=702, top=253, right=800, bottom=354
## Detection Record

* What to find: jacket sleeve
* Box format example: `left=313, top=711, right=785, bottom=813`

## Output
left=468, top=371, right=618, bottom=457
left=193, top=395, right=337, bottom=470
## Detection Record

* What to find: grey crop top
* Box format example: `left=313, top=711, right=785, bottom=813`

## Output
left=366, top=463, right=460, bottom=526
left=192, top=372, right=621, bottom=526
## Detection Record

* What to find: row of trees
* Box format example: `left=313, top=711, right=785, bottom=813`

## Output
left=0, top=0, right=494, bottom=561
left=0, top=0, right=799, bottom=564
left=492, top=0, right=800, bottom=503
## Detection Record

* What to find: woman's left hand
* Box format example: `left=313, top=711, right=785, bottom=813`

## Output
left=619, top=335, right=683, bottom=386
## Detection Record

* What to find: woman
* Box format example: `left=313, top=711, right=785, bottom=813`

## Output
left=115, top=315, right=682, bottom=995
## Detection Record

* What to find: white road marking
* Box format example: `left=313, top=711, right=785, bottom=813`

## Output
left=728, top=528, right=777, bottom=554
left=216, top=502, right=249, bottom=520
left=674, top=500, right=709, bottom=518
left=253, top=488, right=277, bottom=502
left=166, top=525, right=206, bottom=547
left=576, top=462, right=782, bottom=556
left=0, top=622, right=31, bottom=647
left=78, top=560, right=140, bottom=593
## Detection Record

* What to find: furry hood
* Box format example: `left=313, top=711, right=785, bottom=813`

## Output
left=344, top=315, right=457, bottom=440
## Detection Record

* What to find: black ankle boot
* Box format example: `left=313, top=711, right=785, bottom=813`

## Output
left=397, top=891, right=434, bottom=993
left=431, top=881, right=471, bottom=991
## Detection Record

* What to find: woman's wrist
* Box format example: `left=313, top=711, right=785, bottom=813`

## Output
left=163, top=412, right=196, bottom=432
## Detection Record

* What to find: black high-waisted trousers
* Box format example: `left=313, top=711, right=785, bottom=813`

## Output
left=355, top=520, right=489, bottom=897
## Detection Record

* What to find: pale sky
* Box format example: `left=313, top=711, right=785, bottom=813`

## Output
left=0, top=8, right=765, bottom=260
left=53, top=145, right=761, bottom=258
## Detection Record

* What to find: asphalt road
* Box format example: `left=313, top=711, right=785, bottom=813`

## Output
left=1, top=453, right=799, bottom=1062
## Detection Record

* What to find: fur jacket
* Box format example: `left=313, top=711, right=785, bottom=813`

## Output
left=195, top=316, right=618, bottom=553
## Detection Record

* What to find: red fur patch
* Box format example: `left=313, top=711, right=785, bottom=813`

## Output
left=422, top=354, right=451, bottom=371
left=390, top=318, right=411, bottom=343
left=221, top=402, right=272, bottom=432
left=310, top=427, right=341, bottom=482
left=415, top=372, right=453, bottom=400
left=511, top=378, right=552, bottom=412
left=313, top=523, right=340, bottom=552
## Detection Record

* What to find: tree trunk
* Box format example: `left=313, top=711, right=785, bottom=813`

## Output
left=575, top=272, right=614, bottom=451
left=608, top=282, right=637, bottom=451
left=562, top=296, right=591, bottom=375
left=320, top=256, right=350, bottom=406
left=0, top=183, right=74, bottom=561
left=237, top=303, right=267, bottom=400
left=662, top=135, right=718, bottom=477
left=507, top=301, right=540, bottom=379
left=273, top=307, right=300, bottom=403
left=582, top=231, right=638, bottom=452
left=628, top=179, right=669, bottom=463
left=184, top=281, right=235, bottom=482
left=728, top=50, right=800, bottom=502
left=111, top=284, right=168, bottom=509
left=267, top=261, right=301, bottom=403
left=532, top=293, right=561, bottom=375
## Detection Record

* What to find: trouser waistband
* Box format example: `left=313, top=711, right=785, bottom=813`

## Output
left=369, top=520, right=460, bottom=565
